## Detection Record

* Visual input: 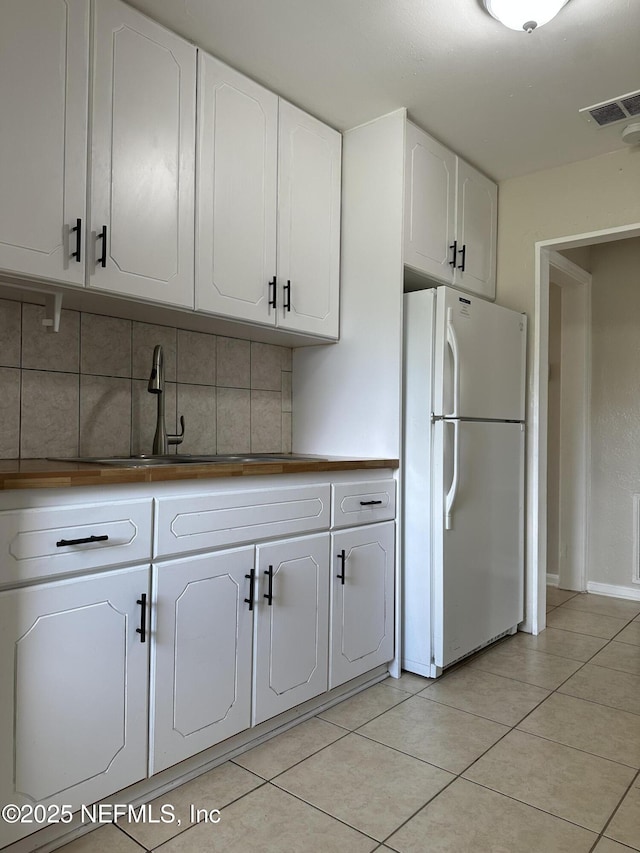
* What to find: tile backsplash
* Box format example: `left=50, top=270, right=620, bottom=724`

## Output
left=0, top=298, right=292, bottom=459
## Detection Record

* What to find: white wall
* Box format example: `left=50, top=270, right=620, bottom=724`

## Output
left=497, top=146, right=640, bottom=617
left=588, top=237, right=640, bottom=592
left=292, top=110, right=405, bottom=458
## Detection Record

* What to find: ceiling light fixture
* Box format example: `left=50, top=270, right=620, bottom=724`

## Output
left=483, top=0, right=570, bottom=32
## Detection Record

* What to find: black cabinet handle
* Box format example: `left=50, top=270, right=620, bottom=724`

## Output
left=56, top=534, right=109, bottom=547
left=264, top=565, right=274, bottom=605
left=244, top=569, right=255, bottom=611
left=268, top=276, right=277, bottom=310
left=283, top=280, right=291, bottom=312
left=97, top=225, right=107, bottom=268
left=71, top=218, right=82, bottom=263
left=136, top=593, right=147, bottom=643
left=457, top=244, right=466, bottom=272
left=359, top=499, right=383, bottom=506
left=337, top=549, right=346, bottom=585
left=449, top=240, right=457, bottom=267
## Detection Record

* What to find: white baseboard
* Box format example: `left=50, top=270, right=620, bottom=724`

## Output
left=546, top=573, right=559, bottom=587
left=586, top=581, right=640, bottom=602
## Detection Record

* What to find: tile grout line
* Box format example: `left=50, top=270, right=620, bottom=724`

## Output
left=264, top=604, right=640, bottom=847
left=593, top=766, right=640, bottom=852
left=377, top=599, right=640, bottom=847
left=61, top=590, right=640, bottom=851
left=115, top=776, right=273, bottom=852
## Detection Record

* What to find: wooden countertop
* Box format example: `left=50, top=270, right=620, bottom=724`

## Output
left=0, top=457, right=399, bottom=491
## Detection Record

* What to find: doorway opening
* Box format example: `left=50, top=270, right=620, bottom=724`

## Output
left=546, top=252, right=591, bottom=594
left=531, top=222, right=640, bottom=635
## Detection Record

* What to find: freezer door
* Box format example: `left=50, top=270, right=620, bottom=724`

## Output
left=433, top=286, right=526, bottom=421
left=432, top=420, right=524, bottom=670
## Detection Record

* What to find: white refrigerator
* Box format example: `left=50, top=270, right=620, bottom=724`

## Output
left=402, top=286, right=526, bottom=678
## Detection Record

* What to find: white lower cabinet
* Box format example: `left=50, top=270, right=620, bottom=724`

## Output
left=0, top=472, right=395, bottom=849
left=253, top=533, right=330, bottom=725
left=150, top=547, right=254, bottom=774
left=330, top=522, right=395, bottom=689
left=0, top=565, right=149, bottom=848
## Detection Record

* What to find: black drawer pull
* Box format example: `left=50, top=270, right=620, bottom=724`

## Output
left=245, top=569, right=256, bottom=611
left=449, top=240, right=457, bottom=267
left=283, top=280, right=291, bottom=312
left=56, top=534, right=109, bottom=547
left=71, top=218, right=82, bottom=263
left=136, top=593, right=147, bottom=643
left=268, top=276, right=277, bottom=310
left=337, top=549, right=346, bottom=585
left=264, top=565, right=274, bottom=605
left=457, top=244, right=466, bottom=272
left=359, top=500, right=383, bottom=506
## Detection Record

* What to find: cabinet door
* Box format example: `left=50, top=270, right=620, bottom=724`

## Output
left=196, top=53, right=278, bottom=325
left=253, top=533, right=329, bottom=724
left=454, top=159, right=497, bottom=300
left=330, top=522, right=395, bottom=688
left=150, top=547, right=254, bottom=774
left=89, top=0, right=196, bottom=307
left=0, top=0, right=88, bottom=286
left=0, top=566, right=149, bottom=848
left=277, top=102, right=341, bottom=339
left=404, top=122, right=456, bottom=285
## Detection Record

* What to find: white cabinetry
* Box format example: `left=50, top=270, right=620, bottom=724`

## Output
left=404, top=121, right=497, bottom=300
left=0, top=566, right=149, bottom=848
left=196, top=55, right=341, bottom=338
left=150, top=547, right=254, bottom=774
left=0, top=0, right=89, bottom=286
left=0, top=0, right=196, bottom=309
left=404, top=123, right=456, bottom=287
left=196, top=54, right=278, bottom=324
left=276, top=102, right=341, bottom=337
left=89, top=0, right=196, bottom=307
left=0, top=470, right=394, bottom=847
left=330, top=522, right=395, bottom=688
left=253, top=533, right=330, bottom=724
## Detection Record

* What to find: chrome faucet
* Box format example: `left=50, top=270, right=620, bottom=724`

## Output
left=148, top=344, right=185, bottom=455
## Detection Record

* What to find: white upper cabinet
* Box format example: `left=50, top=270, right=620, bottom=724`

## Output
left=196, top=63, right=341, bottom=339
left=404, top=122, right=456, bottom=285
left=277, top=102, right=341, bottom=338
left=0, top=1, right=341, bottom=338
left=89, top=0, right=196, bottom=307
left=455, top=158, right=497, bottom=300
left=196, top=54, right=278, bottom=324
left=0, top=0, right=89, bottom=286
left=404, top=121, right=497, bottom=300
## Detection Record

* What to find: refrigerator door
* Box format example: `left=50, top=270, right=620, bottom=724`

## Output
left=433, top=286, right=526, bottom=421
left=432, top=419, right=524, bottom=670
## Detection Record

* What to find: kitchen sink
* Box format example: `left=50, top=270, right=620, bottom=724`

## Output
left=49, top=454, right=329, bottom=467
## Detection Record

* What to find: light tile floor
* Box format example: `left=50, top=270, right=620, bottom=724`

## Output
left=56, top=589, right=640, bottom=853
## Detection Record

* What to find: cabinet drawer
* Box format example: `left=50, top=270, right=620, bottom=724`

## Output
left=0, top=499, right=153, bottom=586
left=331, top=479, right=396, bottom=528
left=155, top=484, right=331, bottom=557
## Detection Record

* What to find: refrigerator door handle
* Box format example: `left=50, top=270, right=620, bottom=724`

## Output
left=444, top=418, right=460, bottom=530
left=446, top=308, right=460, bottom=417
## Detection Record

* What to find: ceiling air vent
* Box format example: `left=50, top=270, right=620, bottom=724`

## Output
left=580, top=89, right=640, bottom=128
left=621, top=93, right=640, bottom=117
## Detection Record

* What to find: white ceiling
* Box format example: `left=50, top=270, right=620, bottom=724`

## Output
left=126, top=0, right=640, bottom=181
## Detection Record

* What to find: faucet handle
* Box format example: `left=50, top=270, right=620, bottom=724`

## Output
left=168, top=415, right=185, bottom=447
